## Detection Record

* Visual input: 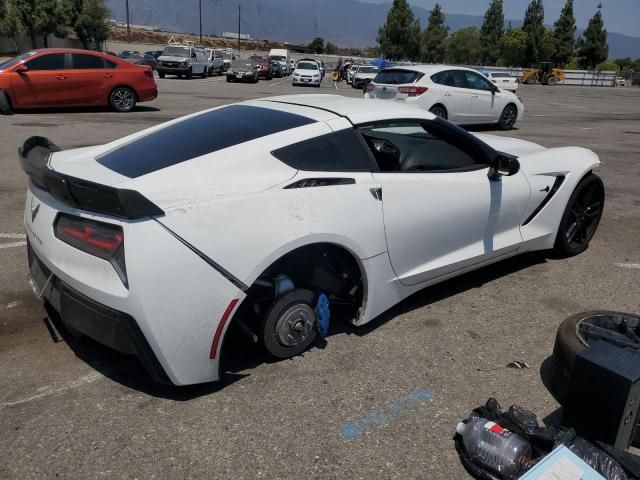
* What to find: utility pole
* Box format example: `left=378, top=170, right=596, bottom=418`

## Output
left=125, top=0, right=130, bottom=42
left=199, top=0, right=203, bottom=44
left=256, top=4, right=261, bottom=42
left=237, top=3, right=241, bottom=52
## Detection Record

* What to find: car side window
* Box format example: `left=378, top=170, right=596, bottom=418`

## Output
left=72, top=54, right=109, bottom=69
left=25, top=53, right=65, bottom=71
left=272, top=129, right=375, bottom=172
left=463, top=71, right=494, bottom=91
left=358, top=121, right=483, bottom=173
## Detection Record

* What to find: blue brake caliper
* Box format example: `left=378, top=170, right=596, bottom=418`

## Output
left=315, top=293, right=330, bottom=337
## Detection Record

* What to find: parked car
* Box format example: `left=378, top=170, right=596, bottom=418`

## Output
left=226, top=59, right=259, bottom=83
left=616, top=77, right=626, bottom=87
left=269, top=48, right=291, bottom=75
left=482, top=71, right=519, bottom=92
left=145, top=50, right=163, bottom=59
left=118, top=50, right=140, bottom=59
left=298, top=57, right=325, bottom=79
left=353, top=65, right=379, bottom=89
left=249, top=55, right=273, bottom=80
left=292, top=60, right=321, bottom=87
left=365, top=65, right=524, bottom=130
left=19, top=95, right=603, bottom=385
left=271, top=61, right=283, bottom=78
left=0, top=48, right=157, bottom=113
left=347, top=64, right=359, bottom=85
left=156, top=44, right=209, bottom=79
left=215, top=48, right=238, bottom=72
left=122, top=52, right=157, bottom=69
left=204, top=49, right=224, bottom=76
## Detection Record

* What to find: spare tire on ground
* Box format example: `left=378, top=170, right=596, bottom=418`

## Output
left=547, top=311, right=640, bottom=445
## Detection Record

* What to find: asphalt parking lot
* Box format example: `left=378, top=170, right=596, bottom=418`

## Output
left=1, top=75, right=639, bottom=479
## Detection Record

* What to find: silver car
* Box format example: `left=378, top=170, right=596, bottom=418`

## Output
left=157, top=45, right=209, bottom=79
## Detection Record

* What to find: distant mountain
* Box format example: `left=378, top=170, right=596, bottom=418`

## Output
left=106, top=0, right=640, bottom=59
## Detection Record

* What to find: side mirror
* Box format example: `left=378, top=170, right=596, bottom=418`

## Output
left=489, top=154, right=520, bottom=180
left=15, top=64, right=28, bottom=73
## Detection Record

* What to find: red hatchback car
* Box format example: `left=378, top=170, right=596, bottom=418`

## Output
left=0, top=48, right=158, bottom=113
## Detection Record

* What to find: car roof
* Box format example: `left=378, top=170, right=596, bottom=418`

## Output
left=258, top=94, right=436, bottom=122
left=384, top=64, right=480, bottom=75
left=29, top=48, right=111, bottom=55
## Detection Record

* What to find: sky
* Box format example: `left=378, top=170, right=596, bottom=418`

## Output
left=362, top=0, right=640, bottom=37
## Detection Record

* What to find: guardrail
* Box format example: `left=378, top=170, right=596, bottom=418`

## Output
left=470, top=66, right=618, bottom=87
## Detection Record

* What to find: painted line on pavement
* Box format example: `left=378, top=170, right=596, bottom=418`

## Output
left=267, top=78, right=291, bottom=87
left=0, top=372, right=103, bottom=410
left=616, top=263, right=640, bottom=269
left=0, top=241, right=27, bottom=250
left=0, top=233, right=26, bottom=239
left=1, top=301, right=21, bottom=310
left=341, top=390, right=435, bottom=440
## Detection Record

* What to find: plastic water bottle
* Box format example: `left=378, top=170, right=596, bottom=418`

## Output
left=456, top=417, right=532, bottom=478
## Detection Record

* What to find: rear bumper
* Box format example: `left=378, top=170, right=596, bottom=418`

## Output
left=28, top=241, right=172, bottom=384
left=138, top=87, right=158, bottom=102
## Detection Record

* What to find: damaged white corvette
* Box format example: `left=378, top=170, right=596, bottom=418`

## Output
left=21, top=95, right=604, bottom=385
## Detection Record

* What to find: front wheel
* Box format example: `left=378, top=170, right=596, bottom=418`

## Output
left=429, top=104, right=447, bottom=120
left=554, top=174, right=605, bottom=257
left=498, top=104, right=518, bottom=130
left=109, top=87, right=137, bottom=112
left=186, top=68, right=192, bottom=79
left=260, top=289, right=318, bottom=359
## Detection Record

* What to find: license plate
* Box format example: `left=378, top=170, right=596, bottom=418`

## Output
left=303, top=79, right=310, bottom=83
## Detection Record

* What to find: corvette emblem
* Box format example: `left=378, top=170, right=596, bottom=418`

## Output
left=30, top=198, right=40, bottom=222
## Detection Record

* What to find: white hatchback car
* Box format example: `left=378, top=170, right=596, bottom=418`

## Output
left=366, top=65, right=524, bottom=130
left=292, top=61, right=321, bottom=87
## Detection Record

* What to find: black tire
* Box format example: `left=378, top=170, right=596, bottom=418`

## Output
left=548, top=311, right=640, bottom=446
left=498, top=104, right=518, bottom=130
left=158, top=72, right=165, bottom=79
left=547, top=76, right=558, bottom=86
left=186, top=68, right=192, bottom=79
left=0, top=90, right=14, bottom=115
left=553, top=174, right=605, bottom=257
left=260, top=289, right=318, bottom=359
left=108, top=86, right=137, bottom=112
left=201, top=68, right=207, bottom=78
left=429, top=104, right=447, bottom=120
left=226, top=76, right=232, bottom=83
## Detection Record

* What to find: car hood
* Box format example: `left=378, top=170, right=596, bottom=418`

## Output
left=158, top=55, right=189, bottom=62
left=473, top=134, right=545, bottom=157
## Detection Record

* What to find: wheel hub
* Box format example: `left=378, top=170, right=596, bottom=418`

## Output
left=275, top=304, right=315, bottom=347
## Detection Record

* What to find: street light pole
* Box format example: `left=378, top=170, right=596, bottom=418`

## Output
left=125, top=0, right=130, bottom=42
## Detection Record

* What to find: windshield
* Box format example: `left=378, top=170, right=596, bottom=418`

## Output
left=232, top=60, right=253, bottom=69
left=0, top=52, right=35, bottom=70
left=358, top=66, right=379, bottom=74
left=374, top=69, right=424, bottom=85
left=297, top=62, right=318, bottom=70
left=162, top=46, right=190, bottom=58
left=271, top=55, right=286, bottom=62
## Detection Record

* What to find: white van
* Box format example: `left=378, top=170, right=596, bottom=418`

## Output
left=269, top=48, right=291, bottom=76
left=157, top=45, right=209, bottom=79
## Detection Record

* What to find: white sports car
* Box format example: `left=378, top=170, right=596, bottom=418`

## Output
left=21, top=95, right=604, bottom=385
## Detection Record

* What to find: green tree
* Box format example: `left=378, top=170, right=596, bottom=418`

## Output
left=307, top=37, right=325, bottom=54
left=576, top=9, right=608, bottom=69
left=500, top=27, right=528, bottom=66
left=325, top=41, right=338, bottom=55
left=12, top=0, right=37, bottom=48
left=377, top=0, right=421, bottom=61
left=74, top=0, right=109, bottom=49
left=445, top=26, right=481, bottom=65
left=552, top=0, right=576, bottom=67
left=522, top=0, right=545, bottom=66
left=479, top=0, right=504, bottom=65
left=36, top=0, right=67, bottom=47
left=596, top=60, right=617, bottom=71
left=421, top=3, right=447, bottom=63
left=540, top=28, right=557, bottom=61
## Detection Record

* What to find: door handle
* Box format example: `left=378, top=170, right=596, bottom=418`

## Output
left=103, top=74, right=113, bottom=78
left=443, top=92, right=451, bottom=97
left=56, top=75, right=67, bottom=80
left=472, top=94, right=479, bottom=98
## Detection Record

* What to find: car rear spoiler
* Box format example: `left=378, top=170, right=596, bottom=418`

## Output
left=19, top=136, right=164, bottom=219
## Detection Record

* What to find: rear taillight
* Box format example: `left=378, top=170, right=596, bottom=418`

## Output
left=54, top=214, right=128, bottom=287
left=398, top=86, right=428, bottom=97
left=366, top=82, right=374, bottom=93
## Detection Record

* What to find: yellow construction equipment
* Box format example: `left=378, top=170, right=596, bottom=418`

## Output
left=521, top=62, right=565, bottom=86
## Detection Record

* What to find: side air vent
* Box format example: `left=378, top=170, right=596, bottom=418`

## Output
left=522, top=175, right=565, bottom=226
left=284, top=178, right=355, bottom=189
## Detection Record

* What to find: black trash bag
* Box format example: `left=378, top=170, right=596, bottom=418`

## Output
left=455, top=399, right=637, bottom=480
left=563, top=437, right=629, bottom=480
